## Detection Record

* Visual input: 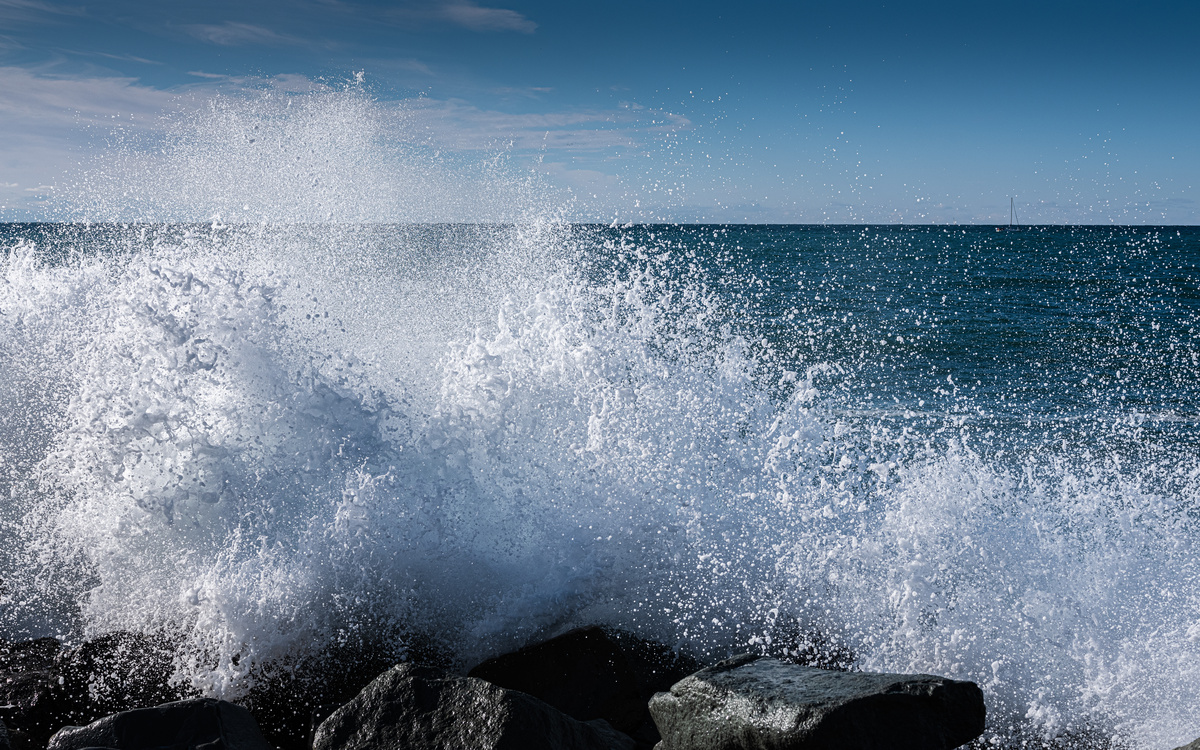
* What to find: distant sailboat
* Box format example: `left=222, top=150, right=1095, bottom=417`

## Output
left=997, top=197, right=1021, bottom=231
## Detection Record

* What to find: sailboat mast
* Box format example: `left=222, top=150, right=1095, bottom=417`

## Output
left=1010, top=197, right=1014, bottom=227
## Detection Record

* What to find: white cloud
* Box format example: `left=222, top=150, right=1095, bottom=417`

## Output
left=0, top=181, right=18, bottom=188
left=0, top=66, right=181, bottom=127
left=438, top=1, right=535, bottom=33
left=185, top=71, right=332, bottom=94
left=262, top=73, right=331, bottom=93
left=0, top=66, right=184, bottom=218
left=184, top=22, right=303, bottom=47
left=390, top=1, right=536, bottom=33
left=90, top=51, right=162, bottom=65
left=491, top=85, right=554, bottom=98
left=536, top=161, right=622, bottom=195
left=0, top=0, right=84, bottom=24
left=0, top=68, right=696, bottom=221
left=395, top=58, right=434, bottom=76
left=405, top=98, right=690, bottom=153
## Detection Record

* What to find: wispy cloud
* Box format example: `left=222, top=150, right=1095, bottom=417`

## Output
left=405, top=98, right=690, bottom=153
left=491, top=85, right=554, bottom=98
left=89, top=50, right=162, bottom=65
left=395, top=58, right=434, bottom=75
left=183, top=71, right=332, bottom=94
left=0, top=0, right=84, bottom=24
left=0, top=69, right=689, bottom=221
left=0, top=66, right=180, bottom=126
left=184, top=21, right=304, bottom=47
left=389, top=0, right=536, bottom=33
left=0, top=66, right=184, bottom=217
left=38, top=47, right=164, bottom=65
left=537, top=161, right=621, bottom=190
left=0, top=34, right=24, bottom=54
left=263, top=73, right=331, bottom=93
left=438, top=1, right=535, bottom=33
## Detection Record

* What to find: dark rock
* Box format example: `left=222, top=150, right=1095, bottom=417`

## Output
left=1173, top=740, right=1200, bottom=750
left=604, top=631, right=702, bottom=711
left=1, top=718, right=10, bottom=750
left=239, top=630, right=440, bottom=750
left=648, top=653, right=985, bottom=750
left=313, top=662, right=637, bottom=750
left=56, top=632, right=190, bottom=717
left=468, top=626, right=699, bottom=747
left=468, top=626, right=643, bottom=735
left=0, top=634, right=189, bottom=750
left=0, top=637, right=61, bottom=678
left=1, top=637, right=74, bottom=750
left=605, top=631, right=702, bottom=748
left=47, top=698, right=271, bottom=750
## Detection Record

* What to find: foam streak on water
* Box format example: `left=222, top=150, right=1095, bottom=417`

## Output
left=1, top=90, right=1199, bottom=750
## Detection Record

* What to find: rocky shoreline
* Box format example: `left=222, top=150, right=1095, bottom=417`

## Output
left=0, top=624, right=1155, bottom=750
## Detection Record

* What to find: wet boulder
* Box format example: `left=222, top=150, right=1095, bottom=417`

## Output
left=313, top=662, right=636, bottom=750
left=238, top=632, right=434, bottom=750
left=0, top=633, right=188, bottom=750
left=55, top=632, right=187, bottom=717
left=648, top=653, right=985, bottom=750
left=1, top=718, right=10, bottom=750
left=0, top=637, right=74, bottom=750
left=468, top=626, right=645, bottom=735
left=468, top=626, right=698, bottom=747
left=46, top=698, right=272, bottom=750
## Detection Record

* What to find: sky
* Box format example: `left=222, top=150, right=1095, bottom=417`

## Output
left=1, top=0, right=1197, bottom=223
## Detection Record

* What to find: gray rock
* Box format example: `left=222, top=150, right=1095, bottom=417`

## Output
left=313, top=662, right=637, bottom=750
left=47, top=698, right=272, bottom=750
left=1173, top=740, right=1200, bottom=750
left=648, top=653, right=985, bottom=750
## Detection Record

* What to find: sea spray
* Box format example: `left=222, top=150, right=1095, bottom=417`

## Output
left=0, top=222, right=824, bottom=689
left=60, top=84, right=553, bottom=226
left=1, top=89, right=1199, bottom=749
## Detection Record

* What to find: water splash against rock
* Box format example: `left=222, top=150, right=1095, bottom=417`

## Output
left=2, top=90, right=1199, bottom=749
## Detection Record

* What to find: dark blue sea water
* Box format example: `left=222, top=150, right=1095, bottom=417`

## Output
left=3, top=220, right=1198, bottom=748
left=590, top=224, right=1200, bottom=445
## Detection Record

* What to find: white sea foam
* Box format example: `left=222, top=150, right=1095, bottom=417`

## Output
left=1, top=89, right=1198, bottom=748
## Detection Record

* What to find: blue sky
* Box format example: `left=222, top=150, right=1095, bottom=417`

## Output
left=1, top=0, right=1197, bottom=223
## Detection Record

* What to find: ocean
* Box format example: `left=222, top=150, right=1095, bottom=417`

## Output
left=2, top=92, right=1199, bottom=750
